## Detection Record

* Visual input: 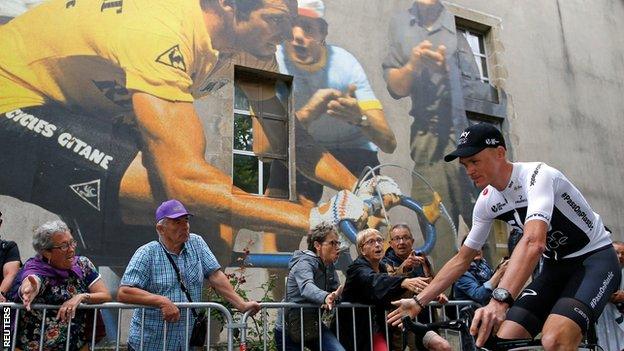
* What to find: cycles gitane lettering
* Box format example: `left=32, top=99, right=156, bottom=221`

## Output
left=560, top=192, right=594, bottom=230
left=5, top=109, right=113, bottom=170
left=58, top=133, right=113, bottom=170
left=5, top=108, right=57, bottom=137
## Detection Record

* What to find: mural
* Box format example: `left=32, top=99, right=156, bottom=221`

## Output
left=0, top=0, right=504, bottom=272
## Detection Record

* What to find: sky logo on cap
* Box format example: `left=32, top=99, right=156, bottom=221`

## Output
left=458, top=131, right=470, bottom=145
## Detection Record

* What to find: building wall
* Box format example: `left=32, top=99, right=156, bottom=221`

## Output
left=0, top=0, right=622, bottom=286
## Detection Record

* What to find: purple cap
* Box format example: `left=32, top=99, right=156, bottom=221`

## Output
left=155, top=199, right=192, bottom=222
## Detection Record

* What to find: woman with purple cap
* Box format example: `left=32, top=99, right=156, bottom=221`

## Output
left=9, top=220, right=112, bottom=350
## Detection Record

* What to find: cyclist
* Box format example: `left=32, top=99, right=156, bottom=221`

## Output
left=388, top=123, right=620, bottom=350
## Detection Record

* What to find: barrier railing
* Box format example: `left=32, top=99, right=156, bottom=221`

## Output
left=238, top=300, right=481, bottom=351
left=0, top=301, right=233, bottom=351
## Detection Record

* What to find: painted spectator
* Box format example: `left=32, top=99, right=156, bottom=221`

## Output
left=274, top=222, right=344, bottom=350
left=11, top=220, right=112, bottom=350
left=117, top=199, right=260, bottom=351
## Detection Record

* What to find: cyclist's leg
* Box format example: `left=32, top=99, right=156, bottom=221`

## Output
left=541, top=313, right=583, bottom=351
left=541, top=245, right=620, bottom=350
left=499, top=260, right=569, bottom=339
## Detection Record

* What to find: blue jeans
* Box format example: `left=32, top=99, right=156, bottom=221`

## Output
left=274, top=326, right=346, bottom=351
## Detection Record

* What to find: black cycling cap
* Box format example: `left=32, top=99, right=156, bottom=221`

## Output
left=444, top=123, right=506, bottom=162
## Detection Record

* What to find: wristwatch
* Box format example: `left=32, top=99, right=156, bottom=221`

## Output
left=357, top=115, right=370, bottom=127
left=491, top=288, right=514, bottom=306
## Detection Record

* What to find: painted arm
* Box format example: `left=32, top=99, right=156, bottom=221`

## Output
left=131, top=92, right=310, bottom=233
left=385, top=40, right=446, bottom=98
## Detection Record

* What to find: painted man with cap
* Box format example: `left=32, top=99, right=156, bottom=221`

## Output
left=118, top=199, right=260, bottom=351
left=388, top=123, right=620, bottom=350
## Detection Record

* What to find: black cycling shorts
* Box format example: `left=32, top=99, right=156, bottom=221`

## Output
left=506, top=244, right=621, bottom=335
left=0, top=105, right=139, bottom=260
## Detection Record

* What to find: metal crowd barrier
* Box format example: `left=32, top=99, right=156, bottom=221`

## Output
left=0, top=301, right=233, bottom=351
left=239, top=300, right=481, bottom=351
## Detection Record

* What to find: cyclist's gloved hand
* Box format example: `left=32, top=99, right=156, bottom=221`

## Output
left=309, top=189, right=369, bottom=230
left=356, top=175, right=402, bottom=213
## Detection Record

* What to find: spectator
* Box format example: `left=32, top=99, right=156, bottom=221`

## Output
left=336, top=228, right=423, bottom=351
left=117, top=199, right=260, bottom=351
left=274, top=222, right=344, bottom=350
left=0, top=210, right=21, bottom=302
left=452, top=236, right=509, bottom=306
left=596, top=240, right=624, bottom=350
left=10, top=220, right=112, bottom=350
left=382, top=224, right=450, bottom=351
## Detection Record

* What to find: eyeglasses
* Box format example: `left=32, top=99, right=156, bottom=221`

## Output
left=323, top=240, right=341, bottom=248
left=391, top=236, right=413, bottom=243
left=363, top=238, right=384, bottom=246
left=50, top=239, right=77, bottom=252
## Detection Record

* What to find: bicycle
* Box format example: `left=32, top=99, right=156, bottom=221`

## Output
left=400, top=306, right=604, bottom=351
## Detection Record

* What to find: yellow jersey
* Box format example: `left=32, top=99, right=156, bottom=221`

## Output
left=0, top=0, right=218, bottom=115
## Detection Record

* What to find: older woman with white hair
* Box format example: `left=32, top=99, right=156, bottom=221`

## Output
left=9, top=220, right=112, bottom=350
left=335, top=228, right=425, bottom=351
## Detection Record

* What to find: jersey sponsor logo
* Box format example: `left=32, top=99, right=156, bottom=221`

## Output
left=560, top=192, right=595, bottom=230
left=529, top=163, right=543, bottom=186
left=573, top=307, right=590, bottom=330
left=101, top=0, right=123, bottom=13
left=482, top=188, right=489, bottom=195
left=4, top=109, right=58, bottom=138
left=546, top=230, right=568, bottom=250
left=66, top=0, right=77, bottom=8
left=156, top=45, right=187, bottom=72
left=590, top=271, right=614, bottom=308
left=458, top=131, right=470, bottom=145
left=69, top=179, right=101, bottom=211
left=519, top=289, right=537, bottom=300
left=58, top=133, right=114, bottom=170
left=491, top=202, right=505, bottom=213
left=92, top=80, right=131, bottom=107
left=515, top=194, right=527, bottom=204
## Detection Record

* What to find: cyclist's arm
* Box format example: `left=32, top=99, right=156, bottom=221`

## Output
left=495, top=219, right=546, bottom=297
left=130, top=92, right=310, bottom=233
left=415, top=245, right=478, bottom=306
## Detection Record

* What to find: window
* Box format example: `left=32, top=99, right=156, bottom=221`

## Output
left=458, top=27, right=489, bottom=83
left=233, top=67, right=291, bottom=197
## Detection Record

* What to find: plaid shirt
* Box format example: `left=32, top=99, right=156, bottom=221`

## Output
left=121, top=234, right=220, bottom=351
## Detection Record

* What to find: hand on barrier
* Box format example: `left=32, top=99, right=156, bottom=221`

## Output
left=309, top=190, right=369, bottom=230
left=422, top=191, right=442, bottom=224
left=57, top=294, right=82, bottom=322
left=241, top=300, right=261, bottom=316
left=159, top=297, right=181, bottom=322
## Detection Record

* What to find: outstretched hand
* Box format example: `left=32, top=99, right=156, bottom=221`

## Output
left=20, top=275, right=39, bottom=311
left=387, top=298, right=421, bottom=328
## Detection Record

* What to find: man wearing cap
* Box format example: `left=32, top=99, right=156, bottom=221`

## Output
left=118, top=199, right=260, bottom=351
left=388, top=123, right=620, bottom=350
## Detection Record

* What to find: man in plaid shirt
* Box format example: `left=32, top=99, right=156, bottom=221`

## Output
left=118, top=199, right=260, bottom=350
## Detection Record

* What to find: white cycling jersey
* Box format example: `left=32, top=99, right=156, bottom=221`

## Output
left=464, top=162, right=612, bottom=260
